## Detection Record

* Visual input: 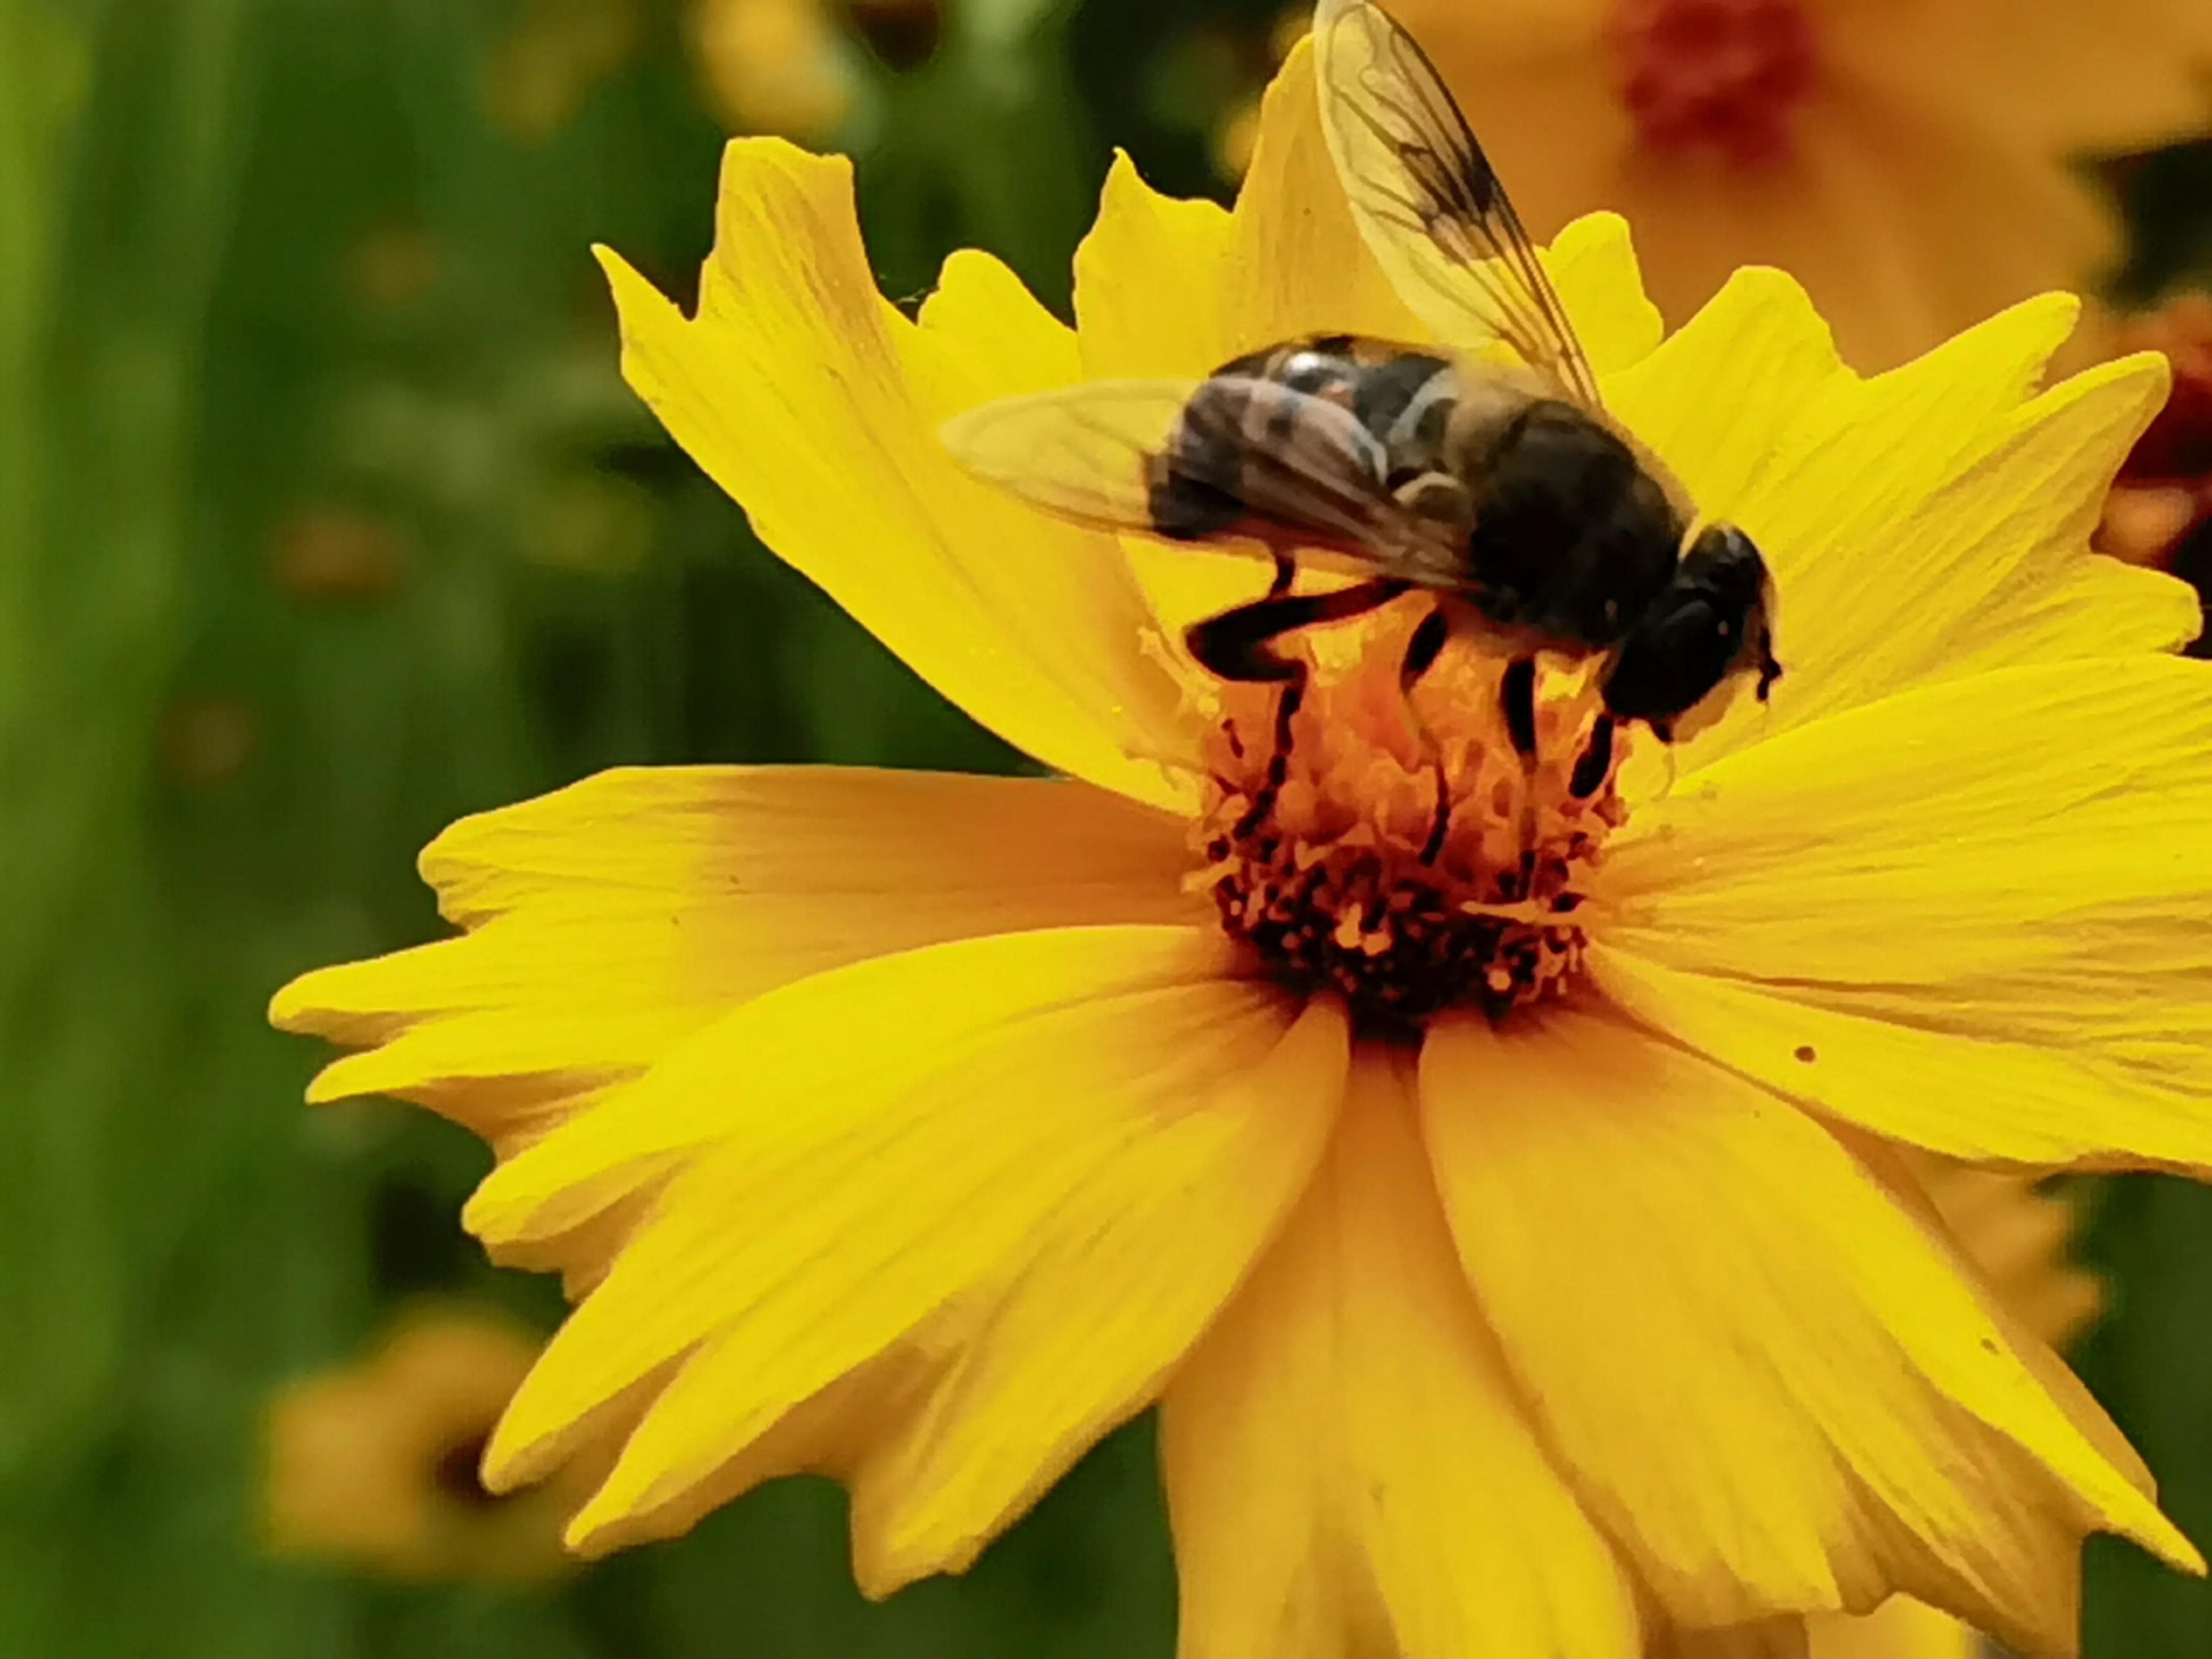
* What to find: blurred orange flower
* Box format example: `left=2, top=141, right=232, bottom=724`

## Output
left=1386, top=0, right=2212, bottom=370
left=264, top=1305, right=603, bottom=1584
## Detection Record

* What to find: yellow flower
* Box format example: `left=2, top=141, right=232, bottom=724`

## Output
left=483, top=0, right=642, bottom=144
left=689, top=0, right=855, bottom=142
left=273, top=34, right=2212, bottom=1658
left=262, top=1304, right=602, bottom=1583
left=1385, top=0, right=2212, bottom=372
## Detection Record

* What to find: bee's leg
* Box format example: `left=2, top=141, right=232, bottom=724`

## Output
left=1568, top=713, right=1615, bottom=800
left=1186, top=577, right=1412, bottom=838
left=1495, top=655, right=1545, bottom=884
left=1499, top=656, right=1540, bottom=759
left=1220, top=556, right=1300, bottom=763
left=1397, top=606, right=1454, bottom=865
left=1400, top=605, right=1451, bottom=689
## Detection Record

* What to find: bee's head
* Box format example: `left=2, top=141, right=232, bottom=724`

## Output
left=1600, top=523, right=1779, bottom=742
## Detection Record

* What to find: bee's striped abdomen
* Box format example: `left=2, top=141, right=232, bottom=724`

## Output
left=1149, top=335, right=1459, bottom=542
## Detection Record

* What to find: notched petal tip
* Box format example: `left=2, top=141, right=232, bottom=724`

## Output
left=1946, top=291, right=2083, bottom=386
left=1701, top=265, right=1840, bottom=362
left=1546, top=210, right=1665, bottom=375
left=2063, top=347, right=2174, bottom=444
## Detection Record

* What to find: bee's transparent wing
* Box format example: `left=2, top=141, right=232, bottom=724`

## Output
left=1313, top=0, right=1602, bottom=408
left=941, top=380, right=1195, bottom=536
left=941, top=378, right=1460, bottom=578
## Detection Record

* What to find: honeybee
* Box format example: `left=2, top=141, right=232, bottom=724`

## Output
left=942, top=0, right=1780, bottom=820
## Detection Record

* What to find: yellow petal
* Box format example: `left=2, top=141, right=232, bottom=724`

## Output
left=1161, top=1049, right=1642, bottom=1659
left=1703, top=352, right=2180, bottom=766
left=1651, top=1623, right=1811, bottom=1659
left=1071, top=152, right=1239, bottom=381
left=1595, top=657, right=2212, bottom=1171
left=1730, top=292, right=2084, bottom=551
left=842, top=996, right=1350, bottom=1593
left=469, top=927, right=1298, bottom=1545
left=1419, top=1008, right=2198, bottom=1655
left=270, top=766, right=1201, bottom=1116
left=1808, top=1597, right=1981, bottom=1659
left=1069, top=39, right=1428, bottom=649
left=557, top=1002, right=1352, bottom=1577
left=1238, top=39, right=1657, bottom=370
left=1603, top=265, right=1848, bottom=529
left=1546, top=211, right=1665, bottom=377
left=597, top=141, right=1197, bottom=810
left=1205, top=35, right=1430, bottom=361
left=1069, top=156, right=1267, bottom=651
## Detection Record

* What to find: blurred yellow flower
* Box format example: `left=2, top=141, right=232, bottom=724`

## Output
left=483, top=0, right=642, bottom=143
left=689, top=0, right=855, bottom=141
left=274, top=35, right=2212, bottom=1659
left=1386, top=0, right=2212, bottom=370
left=264, top=1305, right=601, bottom=1584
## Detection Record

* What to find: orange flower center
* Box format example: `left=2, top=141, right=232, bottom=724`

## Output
left=1610, top=0, right=1819, bottom=167
left=1189, top=609, right=1624, bottom=1031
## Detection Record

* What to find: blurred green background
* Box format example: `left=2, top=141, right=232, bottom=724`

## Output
left=1, top=1, right=2209, bottom=1654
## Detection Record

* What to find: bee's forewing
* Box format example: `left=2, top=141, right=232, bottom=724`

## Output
left=1313, top=0, right=1602, bottom=408
left=940, top=380, right=1197, bottom=538
left=943, top=376, right=1461, bottom=582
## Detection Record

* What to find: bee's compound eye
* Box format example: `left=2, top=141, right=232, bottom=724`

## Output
left=1688, top=523, right=1761, bottom=571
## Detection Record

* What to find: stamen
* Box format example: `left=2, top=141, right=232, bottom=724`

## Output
left=1191, top=624, right=1625, bottom=1031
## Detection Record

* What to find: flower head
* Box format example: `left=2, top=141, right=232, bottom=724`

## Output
left=274, top=31, right=2212, bottom=1658
left=262, top=1305, right=602, bottom=1583
left=1385, top=0, right=2212, bottom=369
